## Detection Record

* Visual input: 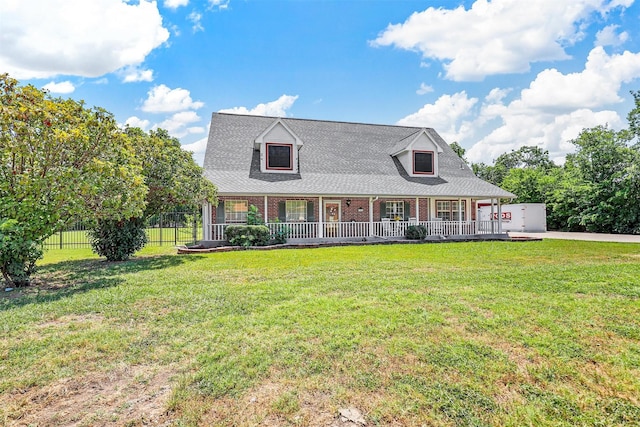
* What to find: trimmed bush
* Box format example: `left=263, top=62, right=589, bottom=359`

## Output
left=225, top=225, right=270, bottom=247
left=89, top=217, right=148, bottom=261
left=270, top=222, right=290, bottom=244
left=0, top=219, right=43, bottom=287
left=405, top=224, right=427, bottom=240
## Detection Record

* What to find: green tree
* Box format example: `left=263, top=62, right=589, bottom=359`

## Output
left=473, top=146, right=556, bottom=187
left=449, top=141, right=467, bottom=163
left=562, top=124, right=640, bottom=233
left=0, top=74, right=147, bottom=286
left=90, top=127, right=218, bottom=260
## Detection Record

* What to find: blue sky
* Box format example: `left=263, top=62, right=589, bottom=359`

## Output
left=2, top=0, right=640, bottom=166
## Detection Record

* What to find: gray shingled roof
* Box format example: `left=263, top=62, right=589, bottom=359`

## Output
left=203, top=113, right=515, bottom=199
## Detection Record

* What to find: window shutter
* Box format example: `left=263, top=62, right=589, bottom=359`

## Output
left=379, top=201, right=386, bottom=221
left=306, top=201, right=315, bottom=222
left=216, top=202, right=225, bottom=224
left=278, top=201, right=286, bottom=222
left=404, top=202, right=410, bottom=221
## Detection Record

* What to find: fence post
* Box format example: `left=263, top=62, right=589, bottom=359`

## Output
left=192, top=214, right=197, bottom=243
left=59, top=230, right=63, bottom=250
left=174, top=212, right=178, bottom=245
left=159, top=214, right=163, bottom=246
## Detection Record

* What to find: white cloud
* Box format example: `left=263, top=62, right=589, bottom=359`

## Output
left=595, top=24, right=629, bottom=47
left=155, top=111, right=203, bottom=138
left=517, top=47, right=640, bottom=110
left=188, top=11, right=204, bottom=32
left=142, top=84, right=204, bottom=113
left=396, top=92, right=478, bottom=143
left=125, top=116, right=151, bottom=131
left=416, top=83, right=433, bottom=95
left=42, top=81, right=75, bottom=94
left=209, top=0, right=229, bottom=10
left=219, top=94, right=299, bottom=117
left=464, top=47, right=640, bottom=164
left=467, top=108, right=622, bottom=164
left=0, top=0, right=170, bottom=79
left=122, top=67, right=154, bottom=83
left=164, top=0, right=188, bottom=9
left=484, top=88, right=511, bottom=104
left=181, top=122, right=211, bottom=166
left=371, top=0, right=632, bottom=81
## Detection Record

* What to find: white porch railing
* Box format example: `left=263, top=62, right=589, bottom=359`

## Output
left=207, top=220, right=502, bottom=242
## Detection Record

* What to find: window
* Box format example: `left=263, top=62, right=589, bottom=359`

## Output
left=286, top=200, right=307, bottom=222
left=385, top=201, right=404, bottom=220
left=266, top=143, right=293, bottom=170
left=224, top=200, right=248, bottom=223
left=436, top=200, right=466, bottom=221
left=413, top=150, right=434, bottom=174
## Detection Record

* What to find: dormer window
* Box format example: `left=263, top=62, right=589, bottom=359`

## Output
left=389, top=129, right=443, bottom=177
left=255, top=119, right=303, bottom=174
left=266, top=143, right=293, bottom=170
left=413, top=150, right=434, bottom=175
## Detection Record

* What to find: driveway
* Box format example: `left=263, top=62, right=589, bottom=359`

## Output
left=508, top=231, right=640, bottom=243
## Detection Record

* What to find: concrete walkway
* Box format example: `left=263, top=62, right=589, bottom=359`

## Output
left=508, top=231, right=640, bottom=243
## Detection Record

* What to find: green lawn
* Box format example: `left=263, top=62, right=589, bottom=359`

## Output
left=1, top=240, right=639, bottom=426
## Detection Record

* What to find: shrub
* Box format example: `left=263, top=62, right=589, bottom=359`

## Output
left=270, top=221, right=290, bottom=244
left=405, top=224, right=427, bottom=240
left=0, top=219, right=43, bottom=287
left=88, top=217, right=148, bottom=261
left=225, top=225, right=270, bottom=247
left=247, top=204, right=264, bottom=225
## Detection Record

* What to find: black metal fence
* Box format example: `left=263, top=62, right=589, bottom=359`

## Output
left=43, top=211, right=202, bottom=249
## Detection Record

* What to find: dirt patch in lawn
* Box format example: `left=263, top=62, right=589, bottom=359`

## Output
left=1, top=364, right=175, bottom=426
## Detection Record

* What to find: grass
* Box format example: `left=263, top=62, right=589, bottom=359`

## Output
left=1, top=240, right=639, bottom=426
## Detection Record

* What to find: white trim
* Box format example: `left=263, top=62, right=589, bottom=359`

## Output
left=263, top=195, right=268, bottom=223
left=324, top=200, right=341, bottom=238
left=254, top=118, right=303, bottom=148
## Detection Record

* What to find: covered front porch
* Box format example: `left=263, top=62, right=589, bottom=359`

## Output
left=201, top=195, right=509, bottom=243
left=204, top=219, right=505, bottom=243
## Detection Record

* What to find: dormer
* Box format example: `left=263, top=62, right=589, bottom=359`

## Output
left=390, top=129, right=444, bottom=177
left=254, top=119, right=303, bottom=174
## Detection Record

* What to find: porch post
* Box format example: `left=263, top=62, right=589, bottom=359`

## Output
left=415, top=197, right=419, bottom=223
left=490, top=198, right=496, bottom=234
left=369, top=197, right=374, bottom=237
left=318, top=196, right=324, bottom=238
left=202, top=202, right=211, bottom=241
left=497, top=198, right=503, bottom=234
left=263, top=196, right=268, bottom=223
left=458, top=197, right=462, bottom=235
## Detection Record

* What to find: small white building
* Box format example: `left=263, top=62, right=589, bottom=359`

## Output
left=478, top=203, right=547, bottom=232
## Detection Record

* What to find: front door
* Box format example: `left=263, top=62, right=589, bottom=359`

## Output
left=324, top=201, right=341, bottom=237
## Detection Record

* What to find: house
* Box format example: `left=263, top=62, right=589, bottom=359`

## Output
left=201, top=113, right=514, bottom=242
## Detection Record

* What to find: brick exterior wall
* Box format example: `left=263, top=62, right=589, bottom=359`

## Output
left=213, top=195, right=472, bottom=224
left=418, top=198, right=430, bottom=221
left=339, top=197, right=369, bottom=222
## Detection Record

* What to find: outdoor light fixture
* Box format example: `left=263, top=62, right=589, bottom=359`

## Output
left=346, top=199, right=352, bottom=206
left=358, top=207, right=364, bottom=212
